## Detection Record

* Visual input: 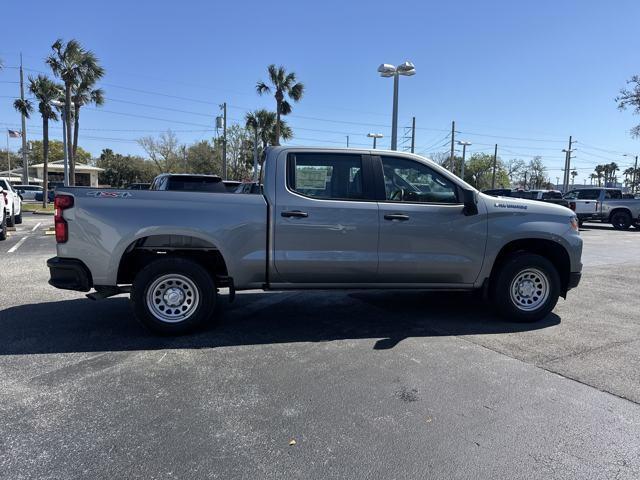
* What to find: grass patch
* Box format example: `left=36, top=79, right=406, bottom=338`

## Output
left=21, top=203, right=55, bottom=214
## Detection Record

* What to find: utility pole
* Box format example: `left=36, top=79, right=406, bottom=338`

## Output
left=19, top=54, right=28, bottom=184
left=221, top=102, right=227, bottom=179
left=634, top=155, right=639, bottom=193
left=6, top=132, right=10, bottom=176
left=556, top=176, right=560, bottom=190
left=346, top=136, right=349, bottom=148
left=562, top=136, right=573, bottom=193
left=491, top=144, right=498, bottom=188
left=410, top=116, right=416, bottom=153
left=449, top=121, right=456, bottom=171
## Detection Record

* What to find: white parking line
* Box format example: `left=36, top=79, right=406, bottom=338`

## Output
left=31, top=222, right=42, bottom=232
left=7, top=236, right=28, bottom=253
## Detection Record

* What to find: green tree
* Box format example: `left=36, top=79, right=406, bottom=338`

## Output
left=616, top=75, right=640, bottom=137
left=463, top=153, right=509, bottom=190
left=14, top=75, right=62, bottom=206
left=186, top=140, right=222, bottom=175
left=256, top=65, right=304, bottom=146
left=47, top=38, right=104, bottom=185
left=28, top=140, right=91, bottom=165
left=96, top=148, right=156, bottom=187
left=0, top=149, right=21, bottom=172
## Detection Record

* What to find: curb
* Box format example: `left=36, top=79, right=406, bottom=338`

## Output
left=30, top=211, right=55, bottom=216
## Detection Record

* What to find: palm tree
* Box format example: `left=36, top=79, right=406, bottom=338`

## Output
left=245, top=109, right=293, bottom=150
left=594, top=165, right=604, bottom=186
left=609, top=162, right=619, bottom=186
left=47, top=39, right=104, bottom=185
left=14, top=76, right=61, bottom=207
left=623, top=167, right=634, bottom=188
left=570, top=170, right=578, bottom=186
left=72, top=77, right=104, bottom=161
left=589, top=173, right=597, bottom=185
left=256, top=65, right=304, bottom=146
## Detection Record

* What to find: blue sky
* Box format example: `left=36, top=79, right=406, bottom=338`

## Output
left=1, top=0, right=640, bottom=182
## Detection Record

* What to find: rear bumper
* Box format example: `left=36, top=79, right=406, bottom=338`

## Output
left=567, top=272, right=581, bottom=290
left=47, top=257, right=93, bottom=292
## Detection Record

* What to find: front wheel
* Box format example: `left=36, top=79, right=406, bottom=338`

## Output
left=490, top=253, right=561, bottom=322
left=131, top=257, right=218, bottom=335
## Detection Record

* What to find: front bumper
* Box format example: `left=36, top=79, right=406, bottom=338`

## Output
left=47, top=257, right=93, bottom=292
left=567, top=272, right=581, bottom=290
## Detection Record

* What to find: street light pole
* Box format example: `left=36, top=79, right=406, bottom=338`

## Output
left=378, top=62, right=415, bottom=151
left=367, top=133, right=383, bottom=149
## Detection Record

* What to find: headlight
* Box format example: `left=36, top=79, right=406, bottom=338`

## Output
left=569, top=216, right=579, bottom=232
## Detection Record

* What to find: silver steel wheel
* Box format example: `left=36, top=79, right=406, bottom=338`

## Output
left=145, top=273, right=200, bottom=323
left=509, top=268, right=549, bottom=312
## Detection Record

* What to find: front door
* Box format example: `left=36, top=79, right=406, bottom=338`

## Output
left=273, top=151, right=379, bottom=284
left=375, top=155, right=487, bottom=284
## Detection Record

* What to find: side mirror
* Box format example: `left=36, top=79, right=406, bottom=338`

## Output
left=462, top=188, right=478, bottom=216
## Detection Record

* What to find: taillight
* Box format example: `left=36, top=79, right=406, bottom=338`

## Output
left=54, top=194, right=74, bottom=243
left=1, top=191, right=7, bottom=206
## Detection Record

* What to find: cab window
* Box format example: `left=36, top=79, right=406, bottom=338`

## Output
left=288, top=153, right=365, bottom=200
left=381, top=156, right=459, bottom=204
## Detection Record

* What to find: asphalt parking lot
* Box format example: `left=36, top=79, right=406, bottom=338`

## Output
left=1, top=214, right=639, bottom=479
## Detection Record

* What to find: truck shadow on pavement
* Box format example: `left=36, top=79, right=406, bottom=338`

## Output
left=0, top=290, right=560, bottom=355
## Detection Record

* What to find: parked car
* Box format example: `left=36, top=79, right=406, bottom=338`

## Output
left=234, top=182, right=262, bottom=194
left=149, top=174, right=227, bottom=193
left=0, top=178, right=22, bottom=226
left=0, top=186, right=8, bottom=240
left=14, top=184, right=43, bottom=201
left=564, top=187, right=640, bottom=229
left=48, top=147, right=583, bottom=335
left=222, top=180, right=242, bottom=192
left=127, top=183, right=151, bottom=190
left=35, top=190, right=56, bottom=203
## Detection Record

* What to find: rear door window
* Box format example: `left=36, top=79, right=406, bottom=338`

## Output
left=577, top=189, right=600, bottom=200
left=288, top=153, right=367, bottom=200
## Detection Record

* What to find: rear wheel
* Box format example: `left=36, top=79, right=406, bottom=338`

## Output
left=131, top=257, right=217, bottom=335
left=14, top=213, right=22, bottom=224
left=490, top=253, right=561, bottom=322
left=6, top=211, right=14, bottom=227
left=611, top=211, right=632, bottom=230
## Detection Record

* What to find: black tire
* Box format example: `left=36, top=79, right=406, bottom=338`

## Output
left=6, top=212, right=14, bottom=227
left=0, top=210, right=6, bottom=241
left=130, top=256, right=218, bottom=335
left=14, top=213, right=22, bottom=224
left=577, top=219, right=584, bottom=228
left=610, top=211, right=632, bottom=230
left=490, top=253, right=561, bottom=323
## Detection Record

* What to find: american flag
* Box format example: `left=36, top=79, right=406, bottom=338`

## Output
left=7, top=129, right=21, bottom=138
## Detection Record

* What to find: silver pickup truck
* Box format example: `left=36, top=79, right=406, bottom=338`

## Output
left=564, top=187, right=640, bottom=229
left=47, top=147, right=583, bottom=334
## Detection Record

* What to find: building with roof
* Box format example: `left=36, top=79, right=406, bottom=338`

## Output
left=0, top=160, right=103, bottom=187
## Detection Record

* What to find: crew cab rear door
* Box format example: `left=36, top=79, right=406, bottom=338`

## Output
left=272, top=151, right=379, bottom=284
left=373, top=155, right=487, bottom=284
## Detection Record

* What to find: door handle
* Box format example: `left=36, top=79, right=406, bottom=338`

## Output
left=384, top=213, right=410, bottom=221
left=281, top=210, right=309, bottom=218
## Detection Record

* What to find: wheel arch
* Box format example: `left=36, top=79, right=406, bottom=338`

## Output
left=116, top=234, right=230, bottom=286
left=489, top=238, right=571, bottom=297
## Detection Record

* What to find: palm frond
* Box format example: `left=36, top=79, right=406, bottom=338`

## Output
left=289, top=82, right=304, bottom=101
left=280, top=100, right=292, bottom=115
left=267, top=64, right=279, bottom=85
left=256, top=81, right=270, bottom=95
left=13, top=98, right=33, bottom=118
